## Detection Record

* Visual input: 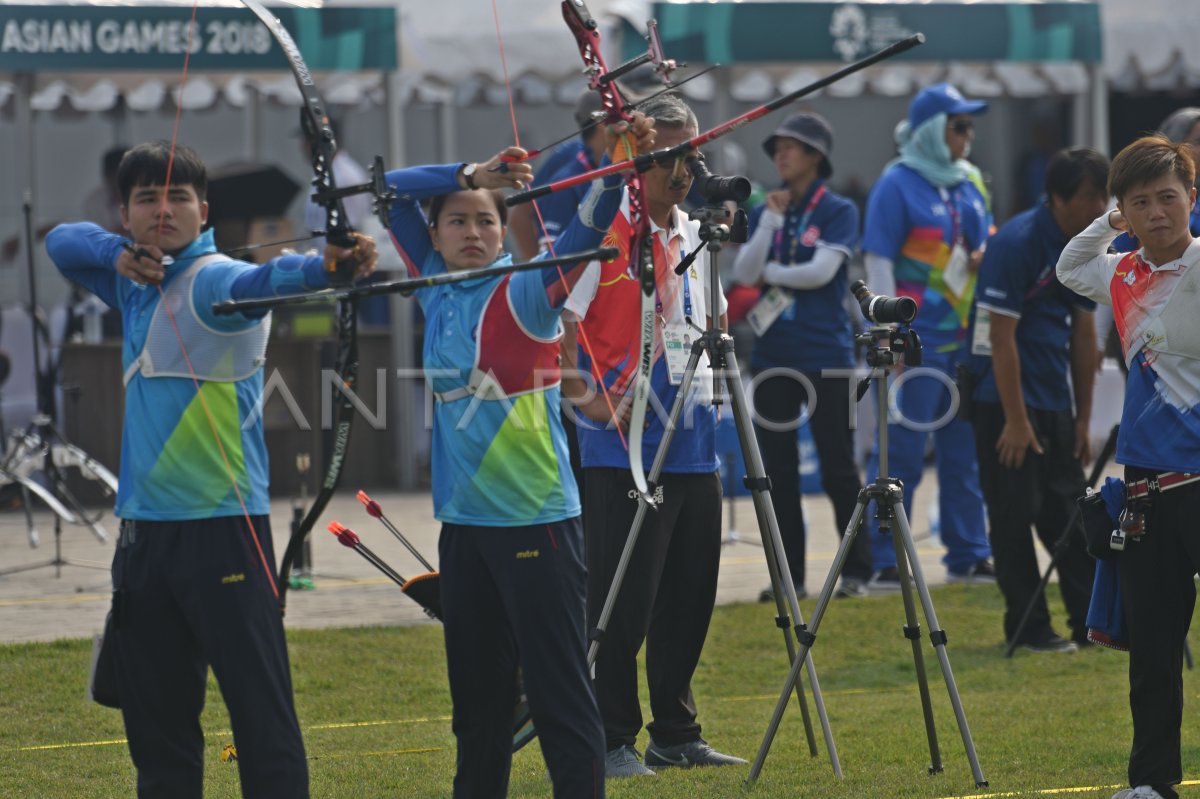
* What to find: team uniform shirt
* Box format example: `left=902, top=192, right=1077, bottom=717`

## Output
left=567, top=199, right=728, bottom=474
left=863, top=163, right=991, bottom=350
left=1056, top=214, right=1200, bottom=472
left=744, top=181, right=859, bottom=373
left=45, top=226, right=330, bottom=520
left=532, top=146, right=599, bottom=244
left=386, top=164, right=621, bottom=526
left=970, top=203, right=1095, bottom=412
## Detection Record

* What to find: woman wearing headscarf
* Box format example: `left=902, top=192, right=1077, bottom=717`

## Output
left=860, top=83, right=994, bottom=587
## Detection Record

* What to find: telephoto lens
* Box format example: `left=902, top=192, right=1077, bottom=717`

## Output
left=850, top=280, right=917, bottom=324
left=686, top=153, right=751, bottom=204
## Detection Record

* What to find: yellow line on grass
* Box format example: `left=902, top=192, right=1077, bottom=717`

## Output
left=720, top=685, right=914, bottom=703
left=938, top=779, right=1200, bottom=798
left=314, top=746, right=446, bottom=759
left=16, top=715, right=452, bottom=752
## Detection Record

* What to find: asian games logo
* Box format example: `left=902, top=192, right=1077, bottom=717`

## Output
left=830, top=4, right=868, bottom=61
left=801, top=225, right=820, bottom=247
left=830, top=4, right=916, bottom=62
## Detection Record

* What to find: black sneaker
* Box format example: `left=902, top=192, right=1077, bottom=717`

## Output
left=1019, top=631, right=1078, bottom=654
left=644, top=738, right=747, bottom=768
left=947, top=559, right=997, bottom=584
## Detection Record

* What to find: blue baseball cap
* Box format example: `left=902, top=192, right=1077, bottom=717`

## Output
left=908, top=83, right=988, bottom=130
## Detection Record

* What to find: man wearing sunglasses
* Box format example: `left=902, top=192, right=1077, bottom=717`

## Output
left=861, top=83, right=995, bottom=589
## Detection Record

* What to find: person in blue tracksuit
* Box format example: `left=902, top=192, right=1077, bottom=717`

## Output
left=861, top=83, right=995, bottom=587
left=383, top=114, right=654, bottom=798
left=46, top=140, right=378, bottom=799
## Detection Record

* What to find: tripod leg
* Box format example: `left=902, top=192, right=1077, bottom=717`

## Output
left=759, top=515, right=818, bottom=757
left=747, top=496, right=868, bottom=783
left=892, top=501, right=989, bottom=787
left=19, top=482, right=39, bottom=547
left=884, top=492, right=942, bottom=773
left=1004, top=423, right=1119, bottom=658
left=720, top=352, right=840, bottom=778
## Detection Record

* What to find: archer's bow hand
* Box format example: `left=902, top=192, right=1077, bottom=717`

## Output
left=117, top=242, right=167, bottom=286
left=324, top=232, right=379, bottom=281
left=476, top=147, right=534, bottom=190
left=606, top=111, right=656, bottom=165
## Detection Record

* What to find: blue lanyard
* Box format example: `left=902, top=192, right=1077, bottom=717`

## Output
left=654, top=231, right=694, bottom=321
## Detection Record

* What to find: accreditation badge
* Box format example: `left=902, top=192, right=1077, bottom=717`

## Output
left=662, top=324, right=693, bottom=385
left=971, top=308, right=992, bottom=356
left=944, top=243, right=971, bottom=298
left=746, top=286, right=795, bottom=337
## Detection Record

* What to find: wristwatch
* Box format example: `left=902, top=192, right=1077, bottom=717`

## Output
left=462, top=162, right=478, bottom=191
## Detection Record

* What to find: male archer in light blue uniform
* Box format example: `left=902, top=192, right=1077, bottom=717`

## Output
left=47, top=140, right=377, bottom=799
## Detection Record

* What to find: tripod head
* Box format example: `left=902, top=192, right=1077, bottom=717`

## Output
left=856, top=325, right=923, bottom=370
left=852, top=281, right=923, bottom=402
left=850, top=282, right=922, bottom=479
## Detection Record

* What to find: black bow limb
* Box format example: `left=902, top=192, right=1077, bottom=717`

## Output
left=212, top=246, right=618, bottom=316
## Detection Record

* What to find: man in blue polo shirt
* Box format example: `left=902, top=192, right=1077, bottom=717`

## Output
left=733, top=111, right=871, bottom=598
left=508, top=91, right=605, bottom=260
left=968, top=146, right=1109, bottom=653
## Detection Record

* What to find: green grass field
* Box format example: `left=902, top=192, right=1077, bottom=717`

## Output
left=2, top=585, right=1197, bottom=798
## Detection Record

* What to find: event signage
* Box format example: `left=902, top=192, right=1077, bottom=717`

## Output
left=622, top=2, right=1102, bottom=64
left=0, top=5, right=397, bottom=71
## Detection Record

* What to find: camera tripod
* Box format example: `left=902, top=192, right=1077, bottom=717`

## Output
left=584, top=199, right=841, bottom=775
left=748, top=320, right=987, bottom=787
left=0, top=191, right=117, bottom=578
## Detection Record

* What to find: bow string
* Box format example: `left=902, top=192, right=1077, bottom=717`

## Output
left=235, top=0, right=373, bottom=614
left=560, top=0, right=680, bottom=508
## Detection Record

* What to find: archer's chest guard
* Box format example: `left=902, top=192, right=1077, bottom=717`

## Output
left=434, top=274, right=563, bottom=403
left=1110, top=251, right=1200, bottom=367
left=124, top=254, right=271, bottom=385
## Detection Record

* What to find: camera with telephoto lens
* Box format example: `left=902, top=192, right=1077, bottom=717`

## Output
left=686, top=153, right=751, bottom=205
left=850, top=280, right=917, bottom=325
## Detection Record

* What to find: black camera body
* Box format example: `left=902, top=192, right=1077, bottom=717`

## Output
left=687, top=153, right=751, bottom=205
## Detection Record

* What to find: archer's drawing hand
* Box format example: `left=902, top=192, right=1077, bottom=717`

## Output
left=117, top=242, right=167, bottom=286
left=477, top=148, right=534, bottom=190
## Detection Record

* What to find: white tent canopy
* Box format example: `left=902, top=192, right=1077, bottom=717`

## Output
left=1101, top=0, right=1200, bottom=91
left=3, top=0, right=1196, bottom=112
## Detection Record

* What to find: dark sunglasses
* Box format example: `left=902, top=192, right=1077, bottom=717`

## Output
left=948, top=119, right=975, bottom=135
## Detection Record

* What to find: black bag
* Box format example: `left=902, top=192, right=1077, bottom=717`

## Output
left=1077, top=490, right=1120, bottom=560
left=955, top=362, right=976, bottom=422
left=88, top=602, right=120, bottom=709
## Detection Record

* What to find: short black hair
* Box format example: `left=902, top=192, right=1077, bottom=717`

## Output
left=1044, top=146, right=1110, bottom=204
left=102, top=146, right=127, bottom=178
left=116, top=141, right=208, bottom=205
